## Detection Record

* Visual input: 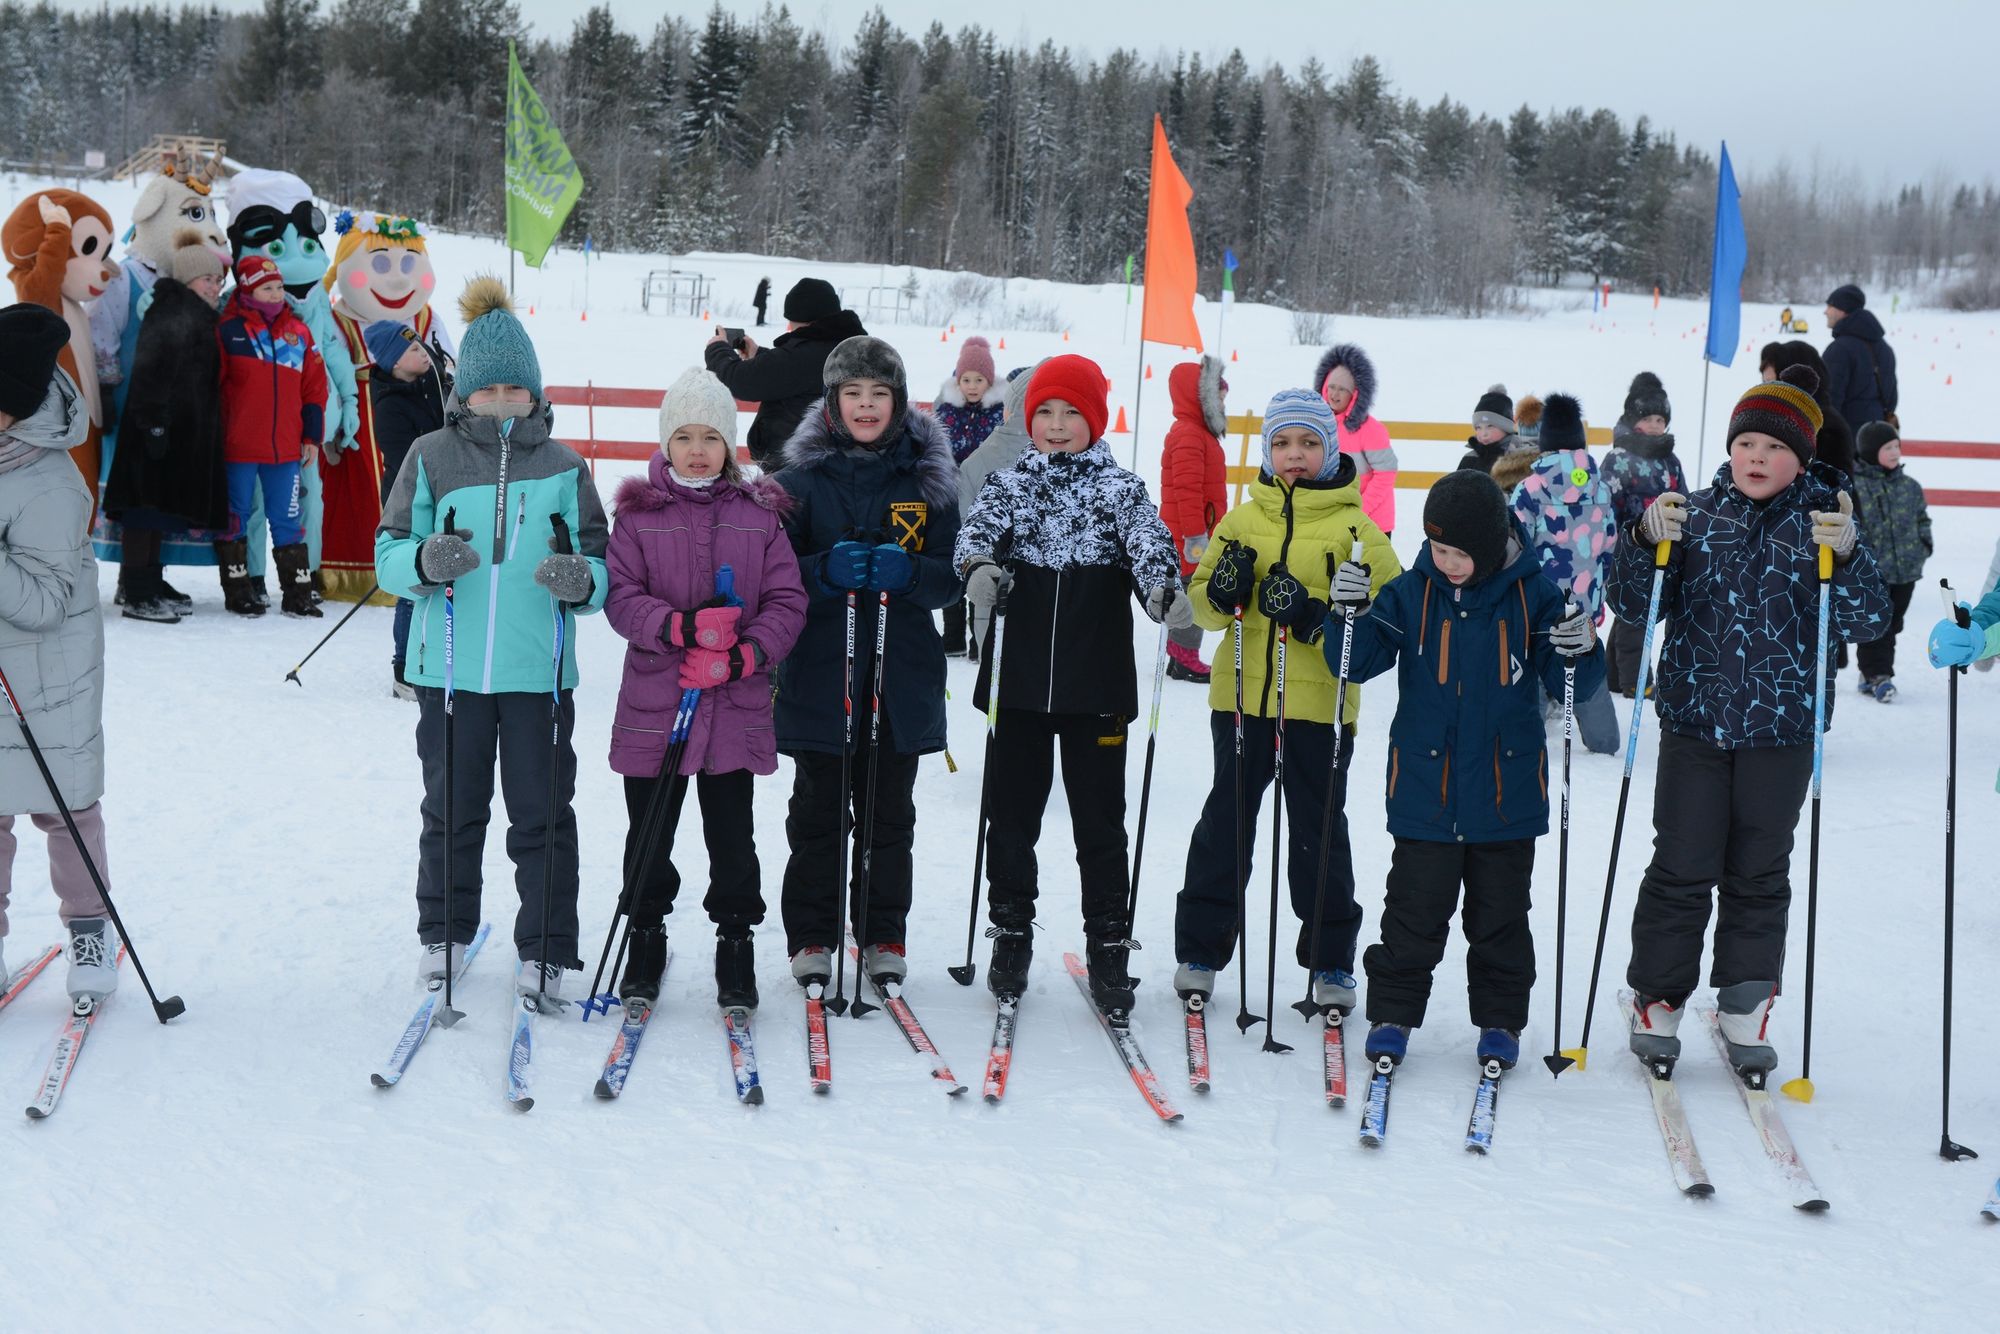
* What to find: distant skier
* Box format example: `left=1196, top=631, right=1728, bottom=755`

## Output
left=1599, top=372, right=1686, bottom=697
left=0, top=304, right=121, bottom=1007
left=1341, top=469, right=1602, bottom=1073
left=752, top=277, right=770, bottom=327
left=1847, top=420, right=1931, bottom=701
left=954, top=354, right=1188, bottom=1016
left=1157, top=355, right=1229, bottom=682
left=933, top=335, right=1005, bottom=656
left=604, top=368, right=806, bottom=1011
left=1610, top=368, right=1889, bottom=1076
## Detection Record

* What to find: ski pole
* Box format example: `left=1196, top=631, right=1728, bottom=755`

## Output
left=1937, top=580, right=1979, bottom=1160
left=1261, top=617, right=1294, bottom=1055
left=1561, top=538, right=1670, bottom=1073
left=283, top=583, right=381, bottom=684
left=1125, top=614, right=1171, bottom=930
left=1230, top=604, right=1262, bottom=1035
left=0, top=662, right=184, bottom=1023
left=1543, top=601, right=1578, bottom=1077
left=438, top=508, right=463, bottom=1027
left=532, top=515, right=573, bottom=1012
left=950, top=575, right=1009, bottom=985
left=847, top=586, right=892, bottom=1020
left=1781, top=542, right=1832, bottom=1104
left=1295, top=532, right=1360, bottom=1021
left=826, top=588, right=859, bottom=1016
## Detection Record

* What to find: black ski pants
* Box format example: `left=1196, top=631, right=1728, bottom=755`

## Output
left=1626, top=730, right=1812, bottom=1006
left=1364, top=836, right=1536, bottom=1032
left=621, top=770, right=763, bottom=930
left=1855, top=580, right=1916, bottom=680
left=780, top=721, right=919, bottom=955
left=1174, top=710, right=1360, bottom=973
left=414, top=687, right=581, bottom=967
left=985, top=710, right=1131, bottom=935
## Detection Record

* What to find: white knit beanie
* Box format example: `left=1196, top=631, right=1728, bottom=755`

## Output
left=658, top=367, right=739, bottom=448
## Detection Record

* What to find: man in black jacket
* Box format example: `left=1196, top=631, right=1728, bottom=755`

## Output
left=1822, top=284, right=1898, bottom=430
left=704, top=277, right=867, bottom=471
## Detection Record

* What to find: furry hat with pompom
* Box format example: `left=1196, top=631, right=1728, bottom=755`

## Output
left=1514, top=393, right=1543, bottom=439
left=456, top=275, right=540, bottom=398
left=1623, top=371, right=1670, bottom=425
left=1537, top=392, right=1587, bottom=453
left=168, top=226, right=227, bottom=285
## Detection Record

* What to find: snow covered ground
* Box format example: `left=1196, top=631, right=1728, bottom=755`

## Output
left=5, top=172, right=2000, bottom=1331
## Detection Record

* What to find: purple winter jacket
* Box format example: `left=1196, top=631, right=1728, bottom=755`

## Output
left=606, top=456, right=808, bottom=778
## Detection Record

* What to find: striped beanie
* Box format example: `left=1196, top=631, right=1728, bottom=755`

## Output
left=1261, top=388, right=1343, bottom=480
left=1728, top=365, right=1824, bottom=463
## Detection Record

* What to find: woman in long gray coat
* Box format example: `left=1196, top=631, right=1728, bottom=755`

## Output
left=0, top=304, right=117, bottom=1005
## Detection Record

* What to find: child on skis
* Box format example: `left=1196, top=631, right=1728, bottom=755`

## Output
left=365, top=320, right=453, bottom=700
left=954, top=353, right=1190, bottom=1016
left=604, top=368, right=806, bottom=1012
left=375, top=276, right=611, bottom=1007
left=934, top=335, right=1005, bottom=656
left=1609, top=367, right=1890, bottom=1075
left=1848, top=420, right=1931, bottom=701
left=0, top=304, right=121, bottom=1007
left=1158, top=355, right=1229, bottom=683
left=773, top=336, right=961, bottom=992
left=1315, top=343, right=1398, bottom=537
left=1457, top=384, right=1521, bottom=474
left=1600, top=373, right=1687, bottom=697
left=1340, top=469, right=1603, bottom=1072
left=1172, top=389, right=1398, bottom=1015
left=217, top=255, right=328, bottom=619
left=1506, top=392, right=1620, bottom=754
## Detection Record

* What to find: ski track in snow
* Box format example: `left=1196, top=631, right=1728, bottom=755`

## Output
left=5, top=171, right=2000, bottom=1329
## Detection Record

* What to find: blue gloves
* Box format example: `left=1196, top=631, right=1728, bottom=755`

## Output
left=1928, top=615, right=1983, bottom=669
left=823, top=540, right=873, bottom=591
left=867, top=542, right=914, bottom=592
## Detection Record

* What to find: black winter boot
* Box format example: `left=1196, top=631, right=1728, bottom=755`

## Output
left=618, top=923, right=668, bottom=1007
left=215, top=540, right=264, bottom=617
left=275, top=542, right=322, bottom=618
left=1086, top=933, right=1137, bottom=1023
left=716, top=927, right=758, bottom=1012
left=986, top=924, right=1033, bottom=999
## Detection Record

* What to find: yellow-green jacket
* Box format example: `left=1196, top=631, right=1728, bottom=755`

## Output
left=1189, top=463, right=1400, bottom=725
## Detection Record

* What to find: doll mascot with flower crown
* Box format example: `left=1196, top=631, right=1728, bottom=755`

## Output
left=317, top=210, right=455, bottom=605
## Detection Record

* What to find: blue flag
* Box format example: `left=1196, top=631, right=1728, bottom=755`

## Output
left=1222, top=247, right=1238, bottom=272
left=1704, top=143, right=1747, bottom=366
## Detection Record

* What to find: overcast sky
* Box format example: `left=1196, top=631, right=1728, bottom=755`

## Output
left=57, top=0, right=1997, bottom=185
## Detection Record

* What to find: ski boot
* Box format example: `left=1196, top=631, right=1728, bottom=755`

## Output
left=619, top=923, right=668, bottom=1007
left=1869, top=676, right=1898, bottom=703
left=1165, top=641, right=1211, bottom=683
left=1086, top=934, right=1138, bottom=1025
left=1364, top=1022, right=1410, bottom=1065
left=715, top=926, right=757, bottom=1011
left=985, top=925, right=1032, bottom=999
left=861, top=942, right=907, bottom=988
left=1173, top=961, right=1215, bottom=1004
left=65, top=917, right=117, bottom=1009
left=1715, top=981, right=1780, bottom=1083
left=789, top=945, right=833, bottom=989
left=1312, top=968, right=1358, bottom=1014
left=1627, top=993, right=1682, bottom=1075
left=516, top=959, right=567, bottom=1013
left=276, top=543, right=323, bottom=618
left=418, top=939, right=466, bottom=984
left=1476, top=1027, right=1521, bottom=1071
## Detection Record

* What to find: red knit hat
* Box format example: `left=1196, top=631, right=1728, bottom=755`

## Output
left=1024, top=354, right=1109, bottom=443
left=234, top=255, right=282, bottom=290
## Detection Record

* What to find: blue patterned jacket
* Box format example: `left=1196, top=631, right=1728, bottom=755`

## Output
left=1605, top=460, right=1892, bottom=749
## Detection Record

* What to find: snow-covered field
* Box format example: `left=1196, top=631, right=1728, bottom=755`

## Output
left=5, top=172, right=2000, bottom=1331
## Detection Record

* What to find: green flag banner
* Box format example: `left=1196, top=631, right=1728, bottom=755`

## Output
left=505, top=42, right=582, bottom=268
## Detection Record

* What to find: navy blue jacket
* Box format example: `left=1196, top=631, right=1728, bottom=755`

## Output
left=1823, top=309, right=1898, bottom=429
left=1605, top=460, right=1892, bottom=750
left=772, top=404, right=962, bottom=756
left=1340, top=523, right=1604, bottom=844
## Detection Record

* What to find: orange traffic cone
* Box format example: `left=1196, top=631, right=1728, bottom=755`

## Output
left=528, top=305, right=536, bottom=315
left=1145, top=364, right=1153, bottom=379
left=998, top=337, right=1006, bottom=349
left=950, top=324, right=956, bottom=335
left=941, top=330, right=948, bottom=342
left=1946, top=374, right=1953, bottom=385
left=1230, top=349, right=1238, bottom=362
left=1062, top=330, right=1070, bottom=341
left=1113, top=406, right=1129, bottom=433
left=580, top=310, right=587, bottom=321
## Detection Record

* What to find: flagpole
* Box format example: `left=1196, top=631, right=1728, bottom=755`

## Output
left=1695, top=359, right=1712, bottom=483
left=1130, top=286, right=1150, bottom=472
left=505, top=42, right=515, bottom=298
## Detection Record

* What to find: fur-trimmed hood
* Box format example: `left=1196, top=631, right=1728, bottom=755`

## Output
left=1168, top=355, right=1228, bottom=436
left=781, top=399, right=958, bottom=512
left=1312, top=342, right=1377, bottom=432
left=614, top=453, right=795, bottom=517
left=1490, top=445, right=1541, bottom=491
left=935, top=376, right=1006, bottom=411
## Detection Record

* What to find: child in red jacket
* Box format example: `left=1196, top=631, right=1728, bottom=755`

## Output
left=1158, top=355, right=1227, bottom=681
left=216, top=255, right=327, bottom=618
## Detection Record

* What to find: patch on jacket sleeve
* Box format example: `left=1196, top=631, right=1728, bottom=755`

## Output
left=889, top=500, right=927, bottom=551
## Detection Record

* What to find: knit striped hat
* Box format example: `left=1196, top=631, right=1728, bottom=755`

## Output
left=1729, top=365, right=1824, bottom=463
left=1261, top=388, right=1343, bottom=480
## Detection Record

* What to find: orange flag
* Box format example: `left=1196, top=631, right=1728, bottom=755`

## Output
left=1140, top=115, right=1202, bottom=352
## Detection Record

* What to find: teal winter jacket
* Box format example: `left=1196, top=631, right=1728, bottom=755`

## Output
left=376, top=401, right=610, bottom=693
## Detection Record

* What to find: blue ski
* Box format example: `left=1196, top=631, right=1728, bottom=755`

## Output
left=1358, top=1055, right=1394, bottom=1146
left=595, top=947, right=671, bottom=1100
left=725, top=1006, right=762, bottom=1104
left=507, top=995, right=535, bottom=1110
left=371, top=923, right=492, bottom=1088
left=1464, top=1059, right=1503, bottom=1154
